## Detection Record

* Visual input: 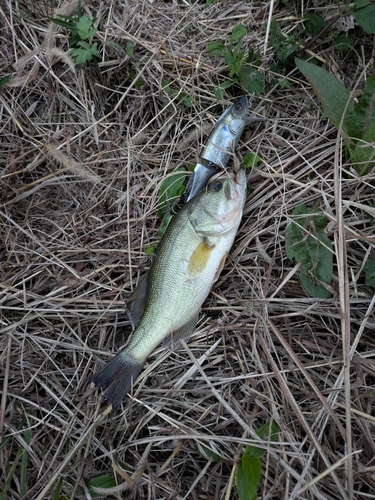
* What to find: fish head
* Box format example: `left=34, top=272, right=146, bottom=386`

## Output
left=226, top=96, right=250, bottom=135
left=188, top=169, right=247, bottom=236
left=225, top=96, right=265, bottom=135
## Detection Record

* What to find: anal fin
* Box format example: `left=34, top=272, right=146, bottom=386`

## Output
left=164, top=311, right=200, bottom=351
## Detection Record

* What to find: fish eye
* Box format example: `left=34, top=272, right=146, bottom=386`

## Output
left=210, top=181, right=223, bottom=192
left=234, top=102, right=243, bottom=112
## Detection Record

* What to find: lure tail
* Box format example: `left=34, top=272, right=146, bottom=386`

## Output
left=90, top=350, right=144, bottom=408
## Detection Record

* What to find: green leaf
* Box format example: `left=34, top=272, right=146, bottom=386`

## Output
left=351, top=76, right=375, bottom=174
left=107, top=40, right=121, bottom=50
left=278, top=78, right=291, bottom=88
left=180, top=93, right=192, bottom=107
left=238, top=66, right=264, bottom=94
left=354, top=75, right=375, bottom=137
left=243, top=152, right=261, bottom=169
left=214, top=86, right=225, bottom=100
left=126, top=42, right=135, bottom=56
left=145, top=241, right=158, bottom=255
left=363, top=255, right=375, bottom=287
left=196, top=442, right=222, bottom=462
left=87, top=474, right=116, bottom=498
left=285, top=204, right=333, bottom=299
left=295, top=58, right=361, bottom=140
left=70, top=47, right=91, bottom=65
left=213, top=80, right=232, bottom=100
left=268, top=21, right=299, bottom=66
left=232, top=44, right=245, bottom=63
left=135, top=78, right=144, bottom=89
left=333, top=34, right=354, bottom=52
left=157, top=168, right=186, bottom=221
left=205, top=0, right=217, bottom=6
left=206, top=40, right=225, bottom=56
left=70, top=42, right=100, bottom=65
left=157, top=214, right=172, bottom=238
left=20, top=417, right=32, bottom=498
left=351, top=121, right=375, bottom=175
left=0, top=74, right=12, bottom=88
left=354, top=3, right=375, bottom=34
left=162, top=79, right=172, bottom=93
left=89, top=42, right=101, bottom=58
left=76, top=15, right=97, bottom=40
left=223, top=47, right=237, bottom=73
left=162, top=81, right=192, bottom=107
left=51, top=477, right=64, bottom=500
left=49, top=17, right=75, bottom=29
left=229, top=24, right=246, bottom=43
left=245, top=419, right=280, bottom=460
left=236, top=455, right=261, bottom=500
left=354, top=0, right=370, bottom=8
left=304, top=13, right=327, bottom=37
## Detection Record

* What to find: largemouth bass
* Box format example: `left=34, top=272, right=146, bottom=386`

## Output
left=186, top=95, right=264, bottom=201
left=91, top=169, right=247, bottom=408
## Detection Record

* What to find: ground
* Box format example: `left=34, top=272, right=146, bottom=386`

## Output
left=1, top=1, right=375, bottom=499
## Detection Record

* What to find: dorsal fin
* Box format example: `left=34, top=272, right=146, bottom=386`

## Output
left=127, top=275, right=148, bottom=328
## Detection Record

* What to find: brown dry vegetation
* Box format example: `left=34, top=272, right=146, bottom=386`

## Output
left=1, top=0, right=375, bottom=499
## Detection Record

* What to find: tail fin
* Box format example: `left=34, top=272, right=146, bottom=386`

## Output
left=90, top=350, right=144, bottom=408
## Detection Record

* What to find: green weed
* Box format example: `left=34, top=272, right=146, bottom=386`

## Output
left=285, top=204, right=333, bottom=299
left=206, top=24, right=264, bottom=99
left=196, top=442, right=223, bottom=462
left=145, top=168, right=187, bottom=255
left=243, top=152, right=262, bottom=169
left=235, top=420, right=280, bottom=500
left=352, top=0, right=375, bottom=34
left=162, top=80, right=192, bottom=108
left=87, top=474, right=116, bottom=498
left=51, top=477, right=64, bottom=500
left=50, top=1, right=101, bottom=68
left=363, top=255, right=375, bottom=287
left=268, top=15, right=354, bottom=83
left=267, top=20, right=301, bottom=78
left=195, top=419, right=280, bottom=499
left=0, top=416, right=32, bottom=500
left=0, top=74, right=12, bottom=89
left=296, top=58, right=375, bottom=176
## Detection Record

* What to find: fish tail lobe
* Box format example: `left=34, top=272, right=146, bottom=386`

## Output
left=90, top=350, right=144, bottom=408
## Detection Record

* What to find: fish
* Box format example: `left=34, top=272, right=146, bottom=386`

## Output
left=91, top=168, right=247, bottom=408
left=186, top=95, right=264, bottom=202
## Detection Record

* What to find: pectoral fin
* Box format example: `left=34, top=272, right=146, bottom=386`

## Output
left=188, top=238, right=214, bottom=275
left=127, top=275, right=148, bottom=327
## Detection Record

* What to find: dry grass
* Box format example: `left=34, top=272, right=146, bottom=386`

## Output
left=1, top=0, right=375, bottom=499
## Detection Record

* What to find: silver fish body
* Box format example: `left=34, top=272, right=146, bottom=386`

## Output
left=186, top=96, right=264, bottom=201
left=201, top=95, right=253, bottom=167
left=91, top=169, right=247, bottom=408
